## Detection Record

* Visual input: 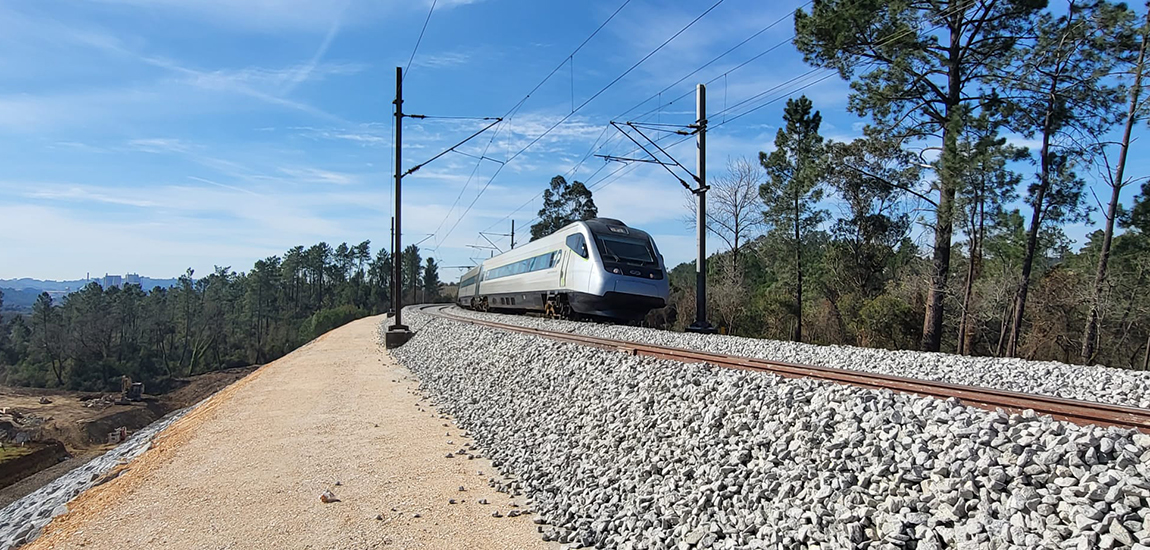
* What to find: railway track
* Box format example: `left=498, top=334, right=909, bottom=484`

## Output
left=418, top=304, right=1150, bottom=432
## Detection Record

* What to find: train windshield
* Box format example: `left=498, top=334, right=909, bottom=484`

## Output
left=594, top=234, right=655, bottom=264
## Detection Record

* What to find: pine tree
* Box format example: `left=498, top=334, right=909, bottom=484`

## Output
left=422, top=258, right=441, bottom=303
left=760, top=96, right=827, bottom=342
left=1083, top=5, right=1148, bottom=362
left=794, top=0, right=1044, bottom=351
left=955, top=107, right=1026, bottom=355
left=998, top=0, right=1126, bottom=357
left=402, top=245, right=422, bottom=303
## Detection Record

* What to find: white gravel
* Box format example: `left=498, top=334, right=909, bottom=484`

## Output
left=394, top=307, right=1150, bottom=549
left=447, top=307, right=1150, bottom=410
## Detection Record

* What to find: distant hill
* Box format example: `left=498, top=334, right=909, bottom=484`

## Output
left=0, top=277, right=180, bottom=312
left=0, top=277, right=179, bottom=292
left=0, top=287, right=41, bottom=312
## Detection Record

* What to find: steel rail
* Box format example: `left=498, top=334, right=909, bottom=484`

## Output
left=417, top=305, right=1150, bottom=432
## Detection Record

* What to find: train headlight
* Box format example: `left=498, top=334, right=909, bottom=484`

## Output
left=612, top=268, right=621, bottom=274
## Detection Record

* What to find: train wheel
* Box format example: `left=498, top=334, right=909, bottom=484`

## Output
left=543, top=302, right=557, bottom=318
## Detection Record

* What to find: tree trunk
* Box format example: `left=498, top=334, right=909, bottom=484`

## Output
left=1143, top=330, right=1150, bottom=370
left=1008, top=59, right=1064, bottom=357
left=1113, top=266, right=1145, bottom=360
left=921, top=16, right=964, bottom=352
left=794, top=186, right=803, bottom=342
left=957, top=240, right=980, bottom=355
left=1082, top=29, right=1145, bottom=363
left=996, top=300, right=1014, bottom=357
left=957, top=176, right=986, bottom=355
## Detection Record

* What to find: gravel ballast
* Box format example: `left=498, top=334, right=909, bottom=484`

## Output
left=392, top=307, right=1150, bottom=549
left=448, top=308, right=1150, bottom=409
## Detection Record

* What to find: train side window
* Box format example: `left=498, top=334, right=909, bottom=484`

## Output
left=566, top=234, right=588, bottom=258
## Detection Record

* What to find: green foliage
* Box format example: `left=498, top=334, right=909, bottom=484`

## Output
left=856, top=295, right=920, bottom=350
left=530, top=175, right=598, bottom=240
left=1131, top=182, right=1150, bottom=234
left=305, top=305, right=369, bottom=341
left=0, top=239, right=400, bottom=391
left=822, top=135, right=918, bottom=298
left=402, top=244, right=422, bottom=303
left=422, top=257, right=442, bottom=302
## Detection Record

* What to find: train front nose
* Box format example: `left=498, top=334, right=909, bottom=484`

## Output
left=614, top=278, right=663, bottom=299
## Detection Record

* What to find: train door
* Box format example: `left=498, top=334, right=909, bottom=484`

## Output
left=559, top=248, right=571, bottom=288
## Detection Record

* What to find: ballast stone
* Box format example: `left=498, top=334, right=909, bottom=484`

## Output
left=388, top=308, right=1150, bottom=549
left=450, top=307, right=1150, bottom=409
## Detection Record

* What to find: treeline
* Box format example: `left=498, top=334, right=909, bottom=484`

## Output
left=647, top=0, right=1150, bottom=369
left=0, top=241, right=447, bottom=391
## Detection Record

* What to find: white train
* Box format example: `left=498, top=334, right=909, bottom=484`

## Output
left=457, top=218, right=669, bottom=320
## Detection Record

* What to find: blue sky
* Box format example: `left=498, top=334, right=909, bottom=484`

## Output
left=0, top=0, right=1141, bottom=281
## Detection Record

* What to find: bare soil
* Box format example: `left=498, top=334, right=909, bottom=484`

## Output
left=0, top=367, right=256, bottom=508
left=26, top=316, right=555, bottom=549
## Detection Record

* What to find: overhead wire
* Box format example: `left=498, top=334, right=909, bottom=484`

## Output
left=405, top=0, right=438, bottom=78
left=590, top=0, right=976, bottom=191
left=443, top=0, right=728, bottom=243
left=464, top=0, right=972, bottom=250
left=615, top=1, right=812, bottom=122
left=424, top=0, right=634, bottom=246
left=488, top=0, right=815, bottom=232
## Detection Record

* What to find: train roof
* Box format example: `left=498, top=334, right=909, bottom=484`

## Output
left=581, top=218, right=651, bottom=239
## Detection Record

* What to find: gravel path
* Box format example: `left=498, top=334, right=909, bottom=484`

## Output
left=22, top=315, right=551, bottom=550
left=447, top=307, right=1150, bottom=409
left=396, top=307, right=1150, bottom=549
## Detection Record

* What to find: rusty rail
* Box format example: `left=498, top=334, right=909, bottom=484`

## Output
left=418, top=305, right=1150, bottom=432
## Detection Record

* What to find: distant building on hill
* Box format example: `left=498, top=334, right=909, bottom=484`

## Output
left=101, top=274, right=123, bottom=289
left=125, top=273, right=141, bottom=286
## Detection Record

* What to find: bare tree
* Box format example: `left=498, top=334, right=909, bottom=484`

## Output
left=710, top=256, right=748, bottom=334
left=683, top=157, right=766, bottom=272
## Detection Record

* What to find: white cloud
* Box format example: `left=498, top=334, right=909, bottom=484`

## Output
left=294, top=127, right=389, bottom=146
left=594, top=174, right=692, bottom=226
left=127, top=138, right=195, bottom=154
left=413, top=51, right=472, bottom=69
left=86, top=0, right=355, bottom=33
left=23, top=185, right=159, bottom=208
left=278, top=167, right=360, bottom=185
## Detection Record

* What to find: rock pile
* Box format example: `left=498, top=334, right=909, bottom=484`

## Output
left=392, top=308, right=1150, bottom=549
left=450, top=308, right=1150, bottom=409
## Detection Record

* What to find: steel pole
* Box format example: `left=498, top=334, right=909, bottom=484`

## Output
left=386, top=67, right=413, bottom=347
left=389, top=216, right=395, bottom=314
left=687, top=83, right=715, bottom=334
left=393, top=66, right=404, bottom=327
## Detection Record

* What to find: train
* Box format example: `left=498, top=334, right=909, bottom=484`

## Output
left=456, top=218, right=670, bottom=320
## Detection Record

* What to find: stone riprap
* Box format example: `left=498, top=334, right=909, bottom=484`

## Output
left=0, top=405, right=197, bottom=550
left=392, top=307, right=1150, bottom=549
left=448, top=308, right=1150, bottom=410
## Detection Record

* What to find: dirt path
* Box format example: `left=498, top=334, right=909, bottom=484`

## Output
left=26, top=315, right=554, bottom=549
